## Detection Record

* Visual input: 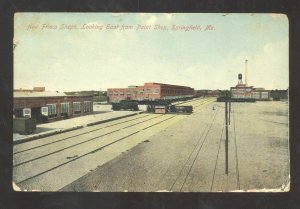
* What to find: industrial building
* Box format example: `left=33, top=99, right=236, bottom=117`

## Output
left=230, top=60, right=270, bottom=100
left=107, top=82, right=195, bottom=102
left=230, top=85, right=270, bottom=100
left=13, top=87, right=93, bottom=123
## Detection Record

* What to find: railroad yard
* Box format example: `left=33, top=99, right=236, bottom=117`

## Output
left=13, top=98, right=289, bottom=192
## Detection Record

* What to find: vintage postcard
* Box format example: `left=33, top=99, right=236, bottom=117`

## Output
left=13, top=13, right=289, bottom=192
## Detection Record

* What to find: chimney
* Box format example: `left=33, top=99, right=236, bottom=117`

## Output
left=245, top=59, right=248, bottom=86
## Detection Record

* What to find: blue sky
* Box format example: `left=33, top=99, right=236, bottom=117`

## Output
left=14, top=13, right=288, bottom=91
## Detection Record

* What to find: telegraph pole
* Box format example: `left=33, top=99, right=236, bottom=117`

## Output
left=229, top=96, right=231, bottom=125
left=225, top=92, right=229, bottom=175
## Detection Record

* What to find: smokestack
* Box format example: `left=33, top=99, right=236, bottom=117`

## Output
left=245, top=59, right=248, bottom=86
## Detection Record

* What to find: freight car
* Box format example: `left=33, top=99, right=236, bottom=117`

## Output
left=112, top=100, right=139, bottom=111
left=146, top=100, right=170, bottom=113
left=170, top=105, right=193, bottom=113
left=217, top=97, right=256, bottom=103
left=147, top=103, right=193, bottom=114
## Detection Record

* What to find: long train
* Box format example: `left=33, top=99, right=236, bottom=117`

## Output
left=111, top=95, right=197, bottom=113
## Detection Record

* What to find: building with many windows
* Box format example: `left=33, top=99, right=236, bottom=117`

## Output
left=13, top=87, right=93, bottom=123
left=230, top=84, right=270, bottom=100
left=107, top=82, right=195, bottom=102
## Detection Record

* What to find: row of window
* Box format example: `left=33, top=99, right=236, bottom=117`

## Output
left=109, top=89, right=160, bottom=96
left=161, top=89, right=192, bottom=94
left=109, top=89, right=193, bottom=96
left=46, top=101, right=92, bottom=119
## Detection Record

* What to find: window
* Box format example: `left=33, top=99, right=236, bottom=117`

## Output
left=73, top=102, right=81, bottom=114
left=113, top=91, right=119, bottom=96
left=139, top=90, right=144, bottom=94
left=61, top=103, right=69, bottom=117
left=154, top=89, right=159, bottom=94
left=46, top=104, right=57, bottom=118
left=146, top=89, right=151, bottom=94
left=84, top=101, right=92, bottom=113
left=120, top=91, right=124, bottom=96
left=109, top=91, right=113, bottom=95
left=126, top=91, right=131, bottom=95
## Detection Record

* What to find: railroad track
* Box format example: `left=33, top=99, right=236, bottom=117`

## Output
left=15, top=115, right=177, bottom=184
left=168, top=108, right=220, bottom=191
left=232, top=103, right=240, bottom=190
left=13, top=114, right=152, bottom=154
left=13, top=98, right=215, bottom=190
left=209, top=102, right=240, bottom=191
left=151, top=99, right=240, bottom=192
left=14, top=98, right=211, bottom=157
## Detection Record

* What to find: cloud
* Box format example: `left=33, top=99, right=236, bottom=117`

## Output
left=165, top=13, right=173, bottom=20
left=250, top=38, right=288, bottom=89
left=146, top=15, right=157, bottom=25
left=177, top=37, right=288, bottom=90
left=269, top=14, right=287, bottom=20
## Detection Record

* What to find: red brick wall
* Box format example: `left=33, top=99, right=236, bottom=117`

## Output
left=108, top=83, right=194, bottom=102
left=33, top=87, right=45, bottom=92
left=13, top=95, right=93, bottom=122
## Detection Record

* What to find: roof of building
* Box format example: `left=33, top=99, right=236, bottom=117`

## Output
left=107, top=82, right=194, bottom=90
left=235, top=84, right=247, bottom=87
left=14, top=91, right=68, bottom=98
left=144, top=82, right=193, bottom=88
left=231, top=85, right=254, bottom=89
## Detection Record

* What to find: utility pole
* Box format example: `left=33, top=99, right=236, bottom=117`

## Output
left=225, top=93, right=229, bottom=175
left=229, top=96, right=231, bottom=125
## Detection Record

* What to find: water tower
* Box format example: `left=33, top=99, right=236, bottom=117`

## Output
left=238, top=73, right=243, bottom=84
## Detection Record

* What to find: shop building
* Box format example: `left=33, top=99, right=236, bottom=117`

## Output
left=230, top=60, right=270, bottom=100
left=107, top=82, right=195, bottom=102
left=13, top=88, right=93, bottom=123
left=230, top=80, right=270, bottom=100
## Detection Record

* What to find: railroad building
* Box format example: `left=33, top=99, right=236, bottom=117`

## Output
left=230, top=84, right=254, bottom=99
left=107, top=82, right=195, bottom=102
left=230, top=77, right=270, bottom=100
left=13, top=87, right=93, bottom=123
left=251, top=88, right=271, bottom=100
left=230, top=60, right=270, bottom=100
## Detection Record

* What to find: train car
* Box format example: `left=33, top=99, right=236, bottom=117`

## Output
left=154, top=106, right=168, bottom=114
left=111, top=100, right=139, bottom=111
left=170, top=105, right=193, bottom=113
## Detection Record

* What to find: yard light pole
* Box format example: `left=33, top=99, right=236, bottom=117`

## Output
left=225, top=92, right=229, bottom=175
left=229, top=94, right=231, bottom=125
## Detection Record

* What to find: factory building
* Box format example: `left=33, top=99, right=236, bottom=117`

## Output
left=13, top=87, right=93, bottom=123
left=230, top=60, right=270, bottom=100
left=230, top=84, right=253, bottom=99
left=107, top=82, right=195, bottom=102
left=251, top=88, right=271, bottom=100
left=230, top=84, right=270, bottom=100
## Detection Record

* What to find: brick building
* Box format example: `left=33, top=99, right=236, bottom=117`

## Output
left=14, top=86, right=45, bottom=92
left=107, top=82, right=195, bottom=102
left=13, top=88, right=93, bottom=123
left=230, top=84, right=270, bottom=100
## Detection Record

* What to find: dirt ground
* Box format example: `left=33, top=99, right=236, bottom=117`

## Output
left=61, top=101, right=289, bottom=192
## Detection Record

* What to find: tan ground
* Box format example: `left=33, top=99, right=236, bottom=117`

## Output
left=61, top=101, right=289, bottom=192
